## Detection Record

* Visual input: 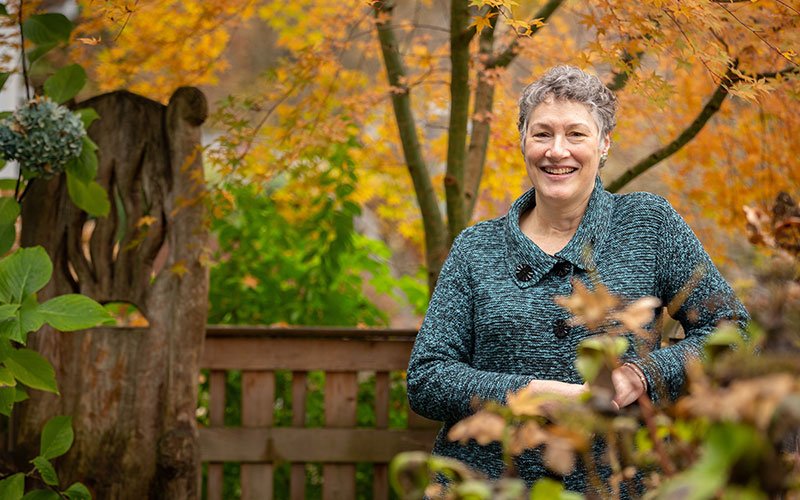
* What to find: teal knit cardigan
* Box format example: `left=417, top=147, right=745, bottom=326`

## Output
left=407, top=177, right=748, bottom=492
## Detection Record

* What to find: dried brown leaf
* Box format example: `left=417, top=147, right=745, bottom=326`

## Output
left=555, top=280, right=619, bottom=330
left=448, top=411, right=505, bottom=446
left=612, top=296, right=661, bottom=335
left=508, top=421, right=547, bottom=456
left=543, top=436, right=576, bottom=476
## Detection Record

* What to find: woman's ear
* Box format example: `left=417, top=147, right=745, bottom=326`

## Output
left=601, top=134, right=611, bottom=155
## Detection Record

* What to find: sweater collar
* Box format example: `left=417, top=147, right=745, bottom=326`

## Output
left=504, top=176, right=613, bottom=288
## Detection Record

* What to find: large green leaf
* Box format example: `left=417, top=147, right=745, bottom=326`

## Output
left=13, top=386, right=27, bottom=403
left=31, top=456, right=58, bottom=486
left=39, top=294, right=113, bottom=331
left=76, top=108, right=100, bottom=129
left=22, top=14, right=72, bottom=45
left=64, top=136, right=98, bottom=184
left=0, top=304, right=18, bottom=322
left=38, top=293, right=108, bottom=327
left=40, top=415, right=73, bottom=460
left=27, top=42, right=57, bottom=66
left=64, top=483, right=91, bottom=500
left=0, top=473, right=24, bottom=500
left=21, top=490, right=60, bottom=500
left=0, top=196, right=19, bottom=255
left=66, top=172, right=110, bottom=217
left=38, top=294, right=114, bottom=332
left=0, top=365, right=14, bottom=387
left=0, top=386, right=15, bottom=416
left=5, top=348, right=58, bottom=394
left=19, top=294, right=45, bottom=342
left=0, top=72, right=10, bottom=94
left=0, top=294, right=46, bottom=343
left=43, top=64, right=87, bottom=104
left=0, top=247, right=52, bottom=303
left=0, top=337, right=11, bottom=361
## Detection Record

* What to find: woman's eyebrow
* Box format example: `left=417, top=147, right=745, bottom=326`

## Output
left=529, top=121, right=594, bottom=129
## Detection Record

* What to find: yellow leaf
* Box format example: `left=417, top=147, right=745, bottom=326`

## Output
left=170, top=262, right=188, bottom=277
left=470, top=12, right=498, bottom=34
left=137, top=215, right=157, bottom=227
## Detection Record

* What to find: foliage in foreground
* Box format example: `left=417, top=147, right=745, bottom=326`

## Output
left=0, top=5, right=114, bottom=497
left=0, top=248, right=112, bottom=498
left=390, top=196, right=800, bottom=499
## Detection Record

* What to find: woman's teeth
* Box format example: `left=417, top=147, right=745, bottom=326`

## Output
left=542, top=167, right=577, bottom=175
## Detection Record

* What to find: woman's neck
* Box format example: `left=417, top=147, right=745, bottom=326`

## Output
left=531, top=193, right=589, bottom=235
left=519, top=191, right=591, bottom=254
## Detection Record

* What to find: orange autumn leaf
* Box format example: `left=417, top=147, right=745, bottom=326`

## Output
left=241, top=274, right=259, bottom=289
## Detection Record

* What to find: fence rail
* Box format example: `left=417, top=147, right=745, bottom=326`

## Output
left=199, top=326, right=439, bottom=500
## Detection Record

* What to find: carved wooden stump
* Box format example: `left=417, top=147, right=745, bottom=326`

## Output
left=18, top=88, right=209, bottom=499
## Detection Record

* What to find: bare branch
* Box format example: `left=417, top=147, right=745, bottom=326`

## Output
left=373, top=0, right=448, bottom=287
left=485, top=0, right=565, bottom=69
left=607, top=65, right=799, bottom=193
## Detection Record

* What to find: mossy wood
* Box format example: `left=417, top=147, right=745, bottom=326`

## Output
left=17, top=88, right=209, bottom=498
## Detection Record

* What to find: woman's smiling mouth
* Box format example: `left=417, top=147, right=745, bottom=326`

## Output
left=540, top=166, right=578, bottom=175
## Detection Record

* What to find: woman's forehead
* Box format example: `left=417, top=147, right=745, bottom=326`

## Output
left=528, top=99, right=599, bottom=129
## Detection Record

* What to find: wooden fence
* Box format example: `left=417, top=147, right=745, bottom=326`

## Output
left=199, top=326, right=440, bottom=499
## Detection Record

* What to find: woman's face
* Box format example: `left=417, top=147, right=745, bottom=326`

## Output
left=523, top=98, right=609, bottom=207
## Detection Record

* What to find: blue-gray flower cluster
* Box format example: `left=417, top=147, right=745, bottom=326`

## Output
left=0, top=96, right=85, bottom=178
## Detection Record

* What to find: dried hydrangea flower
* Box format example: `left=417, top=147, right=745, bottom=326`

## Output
left=0, top=96, right=85, bottom=179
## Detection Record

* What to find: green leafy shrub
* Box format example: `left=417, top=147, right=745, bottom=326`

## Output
left=0, top=247, right=113, bottom=498
left=201, top=138, right=422, bottom=498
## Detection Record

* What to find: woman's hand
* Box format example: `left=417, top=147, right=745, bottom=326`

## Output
left=612, top=363, right=647, bottom=408
left=523, top=379, right=588, bottom=398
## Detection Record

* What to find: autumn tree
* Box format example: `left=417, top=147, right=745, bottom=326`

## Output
left=71, top=1, right=800, bottom=289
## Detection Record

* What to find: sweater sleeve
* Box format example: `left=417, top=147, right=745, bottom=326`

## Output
left=407, top=233, right=534, bottom=423
left=631, top=199, right=749, bottom=403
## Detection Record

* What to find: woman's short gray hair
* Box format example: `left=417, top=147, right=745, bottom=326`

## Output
left=518, top=66, right=617, bottom=151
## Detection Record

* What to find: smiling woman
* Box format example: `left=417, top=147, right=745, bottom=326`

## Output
left=406, top=65, right=749, bottom=496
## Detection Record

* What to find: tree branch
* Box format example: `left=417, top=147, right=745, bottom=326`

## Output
left=607, top=65, right=799, bottom=193
left=373, top=1, right=448, bottom=288
left=444, top=0, right=474, bottom=240
left=485, top=0, right=565, bottom=69
left=464, top=10, right=498, bottom=221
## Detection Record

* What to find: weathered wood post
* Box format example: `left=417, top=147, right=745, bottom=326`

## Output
left=17, top=88, right=209, bottom=498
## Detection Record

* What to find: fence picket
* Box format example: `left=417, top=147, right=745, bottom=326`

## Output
left=374, top=371, right=390, bottom=499
left=241, top=371, right=275, bottom=500
left=207, top=370, right=226, bottom=500
left=291, top=371, right=307, bottom=500
left=323, top=372, right=357, bottom=499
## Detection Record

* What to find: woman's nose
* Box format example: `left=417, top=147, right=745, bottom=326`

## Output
left=546, top=135, right=569, bottom=159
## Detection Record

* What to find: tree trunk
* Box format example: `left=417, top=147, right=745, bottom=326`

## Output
left=17, top=88, right=209, bottom=499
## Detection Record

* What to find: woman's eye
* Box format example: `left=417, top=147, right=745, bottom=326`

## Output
left=532, top=132, right=549, bottom=138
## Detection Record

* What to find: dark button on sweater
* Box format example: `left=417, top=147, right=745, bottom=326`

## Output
left=554, top=261, right=571, bottom=278
left=554, top=319, right=569, bottom=339
left=515, top=264, right=534, bottom=282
